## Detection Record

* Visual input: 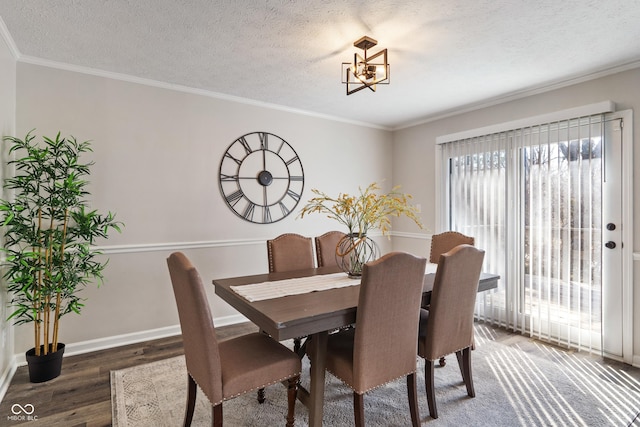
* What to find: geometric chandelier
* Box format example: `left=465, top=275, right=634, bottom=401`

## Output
left=341, top=35, right=390, bottom=95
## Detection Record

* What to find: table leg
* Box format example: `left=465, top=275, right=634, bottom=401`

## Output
left=308, top=331, right=328, bottom=427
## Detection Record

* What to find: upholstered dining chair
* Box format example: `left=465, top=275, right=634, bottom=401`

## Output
left=166, top=252, right=301, bottom=427
left=264, top=233, right=315, bottom=402
left=418, top=244, right=485, bottom=419
left=309, top=251, right=427, bottom=427
left=267, top=233, right=315, bottom=273
left=266, top=233, right=315, bottom=352
left=314, top=230, right=347, bottom=268
left=427, top=231, right=476, bottom=366
left=429, top=231, right=475, bottom=264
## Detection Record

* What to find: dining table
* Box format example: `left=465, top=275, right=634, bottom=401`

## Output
left=213, top=265, right=500, bottom=427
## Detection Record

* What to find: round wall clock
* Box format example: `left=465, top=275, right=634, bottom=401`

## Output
left=219, top=132, right=305, bottom=224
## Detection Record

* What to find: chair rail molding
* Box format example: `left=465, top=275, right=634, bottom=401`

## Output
left=95, top=238, right=268, bottom=254
left=95, top=232, right=387, bottom=255
left=390, top=231, right=430, bottom=240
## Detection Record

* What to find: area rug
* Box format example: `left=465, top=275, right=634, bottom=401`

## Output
left=111, top=326, right=640, bottom=426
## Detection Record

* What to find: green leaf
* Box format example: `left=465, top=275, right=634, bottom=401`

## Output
left=1, top=130, right=124, bottom=338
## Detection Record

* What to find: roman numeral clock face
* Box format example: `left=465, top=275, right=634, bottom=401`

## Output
left=219, top=132, right=305, bottom=224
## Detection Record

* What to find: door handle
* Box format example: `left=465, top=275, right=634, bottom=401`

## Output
left=605, top=241, right=616, bottom=249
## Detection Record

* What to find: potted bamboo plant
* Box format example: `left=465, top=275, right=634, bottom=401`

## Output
left=0, top=131, right=122, bottom=382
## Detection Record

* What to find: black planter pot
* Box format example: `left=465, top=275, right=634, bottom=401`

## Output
left=25, top=343, right=65, bottom=383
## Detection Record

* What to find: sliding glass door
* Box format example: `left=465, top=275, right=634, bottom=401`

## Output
left=441, top=114, right=625, bottom=355
left=520, top=119, right=603, bottom=350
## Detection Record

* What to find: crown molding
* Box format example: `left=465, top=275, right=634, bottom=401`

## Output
left=6, top=24, right=637, bottom=135
left=17, top=54, right=391, bottom=131
left=0, top=16, right=20, bottom=60
left=394, top=60, right=640, bottom=131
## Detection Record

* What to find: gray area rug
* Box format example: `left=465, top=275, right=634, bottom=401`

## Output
left=111, top=326, right=640, bottom=426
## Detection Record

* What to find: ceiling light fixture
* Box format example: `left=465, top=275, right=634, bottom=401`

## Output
left=341, top=35, right=390, bottom=95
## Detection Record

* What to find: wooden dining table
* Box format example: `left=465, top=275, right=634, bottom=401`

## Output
left=213, top=265, right=499, bottom=427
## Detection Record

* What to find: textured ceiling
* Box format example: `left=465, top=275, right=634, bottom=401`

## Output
left=1, top=0, right=640, bottom=129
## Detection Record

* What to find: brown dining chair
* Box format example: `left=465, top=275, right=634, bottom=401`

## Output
left=429, top=231, right=475, bottom=264
left=267, top=233, right=315, bottom=273
left=166, top=252, right=301, bottom=427
left=314, top=230, right=347, bottom=268
left=309, top=251, right=427, bottom=427
left=266, top=233, right=315, bottom=350
left=427, top=231, right=476, bottom=366
left=263, top=233, right=315, bottom=401
left=418, top=244, right=484, bottom=419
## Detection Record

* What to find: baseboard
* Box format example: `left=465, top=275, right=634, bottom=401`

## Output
left=0, top=360, right=17, bottom=404
left=632, top=354, right=640, bottom=369
left=11, top=313, right=248, bottom=367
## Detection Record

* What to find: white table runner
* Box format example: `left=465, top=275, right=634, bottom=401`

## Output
left=231, top=272, right=360, bottom=302
left=230, top=263, right=438, bottom=303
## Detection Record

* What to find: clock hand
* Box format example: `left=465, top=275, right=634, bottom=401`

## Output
left=262, top=148, right=266, bottom=170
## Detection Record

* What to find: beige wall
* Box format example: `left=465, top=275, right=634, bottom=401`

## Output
left=11, top=63, right=394, bottom=353
left=4, top=46, right=640, bottom=369
left=0, top=29, right=16, bottom=394
left=391, top=67, right=640, bottom=361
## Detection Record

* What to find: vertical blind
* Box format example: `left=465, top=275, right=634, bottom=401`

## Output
left=441, top=114, right=605, bottom=352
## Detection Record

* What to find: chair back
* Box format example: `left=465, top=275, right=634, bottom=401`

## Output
left=314, top=230, right=346, bottom=268
left=429, top=231, right=475, bottom=263
left=352, top=252, right=427, bottom=392
left=421, top=245, right=485, bottom=360
left=167, top=252, right=223, bottom=404
left=267, top=233, right=315, bottom=272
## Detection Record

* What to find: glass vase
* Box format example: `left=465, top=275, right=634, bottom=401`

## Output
left=336, top=232, right=380, bottom=277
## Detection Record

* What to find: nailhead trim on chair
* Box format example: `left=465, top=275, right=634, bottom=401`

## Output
left=267, top=241, right=275, bottom=273
left=188, top=374, right=217, bottom=406
left=190, top=371, right=302, bottom=406
left=268, top=233, right=310, bottom=273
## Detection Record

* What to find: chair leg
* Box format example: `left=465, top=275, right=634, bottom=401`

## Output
left=184, top=375, right=197, bottom=427
left=425, top=359, right=438, bottom=419
left=461, top=347, right=475, bottom=397
left=293, top=337, right=302, bottom=353
left=286, top=376, right=298, bottom=427
left=407, top=373, right=421, bottom=427
left=353, top=392, right=365, bottom=427
left=455, top=350, right=465, bottom=383
left=212, top=403, right=222, bottom=427
left=257, top=329, right=268, bottom=404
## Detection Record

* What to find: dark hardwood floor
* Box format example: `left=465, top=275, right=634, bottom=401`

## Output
left=0, top=322, right=257, bottom=427
left=2, top=322, right=639, bottom=426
